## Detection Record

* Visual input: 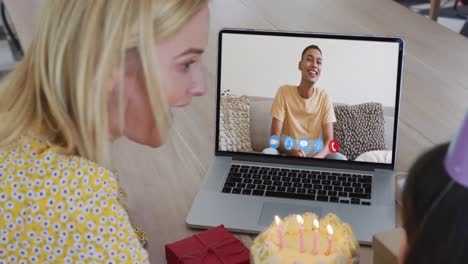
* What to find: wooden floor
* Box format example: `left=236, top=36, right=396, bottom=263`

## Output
left=5, top=0, right=468, bottom=263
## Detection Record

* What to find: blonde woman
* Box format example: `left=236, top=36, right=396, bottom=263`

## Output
left=0, top=0, right=209, bottom=263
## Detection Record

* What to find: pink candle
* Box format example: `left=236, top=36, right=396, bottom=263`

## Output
left=296, top=215, right=305, bottom=253
left=326, top=224, right=334, bottom=255
left=274, top=215, right=285, bottom=250
left=312, top=218, right=319, bottom=255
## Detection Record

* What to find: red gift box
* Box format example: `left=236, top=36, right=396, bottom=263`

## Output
left=165, top=225, right=250, bottom=264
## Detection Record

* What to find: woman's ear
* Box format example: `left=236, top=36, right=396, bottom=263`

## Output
left=109, top=50, right=140, bottom=92
left=108, top=66, right=125, bottom=140
left=398, top=230, right=408, bottom=264
left=108, top=63, right=134, bottom=140
left=108, top=67, right=121, bottom=92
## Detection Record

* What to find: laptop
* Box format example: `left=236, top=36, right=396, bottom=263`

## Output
left=187, top=29, right=404, bottom=244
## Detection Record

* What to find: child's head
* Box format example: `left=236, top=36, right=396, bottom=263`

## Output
left=400, top=141, right=468, bottom=263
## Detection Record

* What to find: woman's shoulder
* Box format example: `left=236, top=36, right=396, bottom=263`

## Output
left=0, top=132, right=118, bottom=190
left=0, top=133, right=149, bottom=262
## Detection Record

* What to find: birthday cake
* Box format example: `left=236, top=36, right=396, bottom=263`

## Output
left=251, top=213, right=359, bottom=264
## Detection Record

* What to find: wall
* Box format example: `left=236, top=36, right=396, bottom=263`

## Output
left=4, top=0, right=43, bottom=50
left=220, top=33, right=400, bottom=107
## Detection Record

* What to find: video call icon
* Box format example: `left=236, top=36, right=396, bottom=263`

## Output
left=269, top=135, right=280, bottom=149
left=329, top=139, right=340, bottom=153
left=298, top=138, right=310, bottom=152
left=283, top=136, right=295, bottom=151
left=313, top=139, right=324, bottom=153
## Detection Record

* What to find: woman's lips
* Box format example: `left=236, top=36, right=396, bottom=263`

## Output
left=174, top=97, right=192, bottom=107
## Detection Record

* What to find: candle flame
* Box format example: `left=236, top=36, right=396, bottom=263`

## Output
left=327, top=224, right=334, bottom=235
left=296, top=215, right=304, bottom=225
left=275, top=215, right=281, bottom=225
left=313, top=218, right=319, bottom=229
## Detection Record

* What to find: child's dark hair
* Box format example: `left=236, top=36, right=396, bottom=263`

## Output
left=402, top=143, right=468, bottom=263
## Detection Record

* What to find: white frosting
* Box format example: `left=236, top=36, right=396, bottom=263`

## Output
left=251, top=213, right=359, bottom=264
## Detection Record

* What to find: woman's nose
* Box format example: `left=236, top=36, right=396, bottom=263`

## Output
left=190, top=82, right=207, bottom=96
left=190, top=65, right=207, bottom=96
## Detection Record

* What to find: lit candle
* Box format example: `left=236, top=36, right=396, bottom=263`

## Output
left=312, top=218, right=319, bottom=255
left=326, top=224, right=334, bottom=255
left=275, top=215, right=285, bottom=250
left=296, top=215, right=305, bottom=253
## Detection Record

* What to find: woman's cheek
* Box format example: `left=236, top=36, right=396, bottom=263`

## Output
left=166, top=81, right=191, bottom=107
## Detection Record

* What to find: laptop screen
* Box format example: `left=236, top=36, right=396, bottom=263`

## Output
left=216, top=30, right=403, bottom=167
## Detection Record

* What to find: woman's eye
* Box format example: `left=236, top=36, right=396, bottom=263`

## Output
left=181, top=60, right=195, bottom=72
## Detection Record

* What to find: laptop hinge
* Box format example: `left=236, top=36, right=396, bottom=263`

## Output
left=231, top=155, right=374, bottom=172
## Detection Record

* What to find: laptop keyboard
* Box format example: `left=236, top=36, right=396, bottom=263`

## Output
left=221, top=164, right=372, bottom=206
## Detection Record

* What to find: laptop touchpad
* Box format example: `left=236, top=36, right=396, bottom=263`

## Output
left=258, top=202, right=323, bottom=226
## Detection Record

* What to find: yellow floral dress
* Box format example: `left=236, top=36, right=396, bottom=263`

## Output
left=0, top=131, right=149, bottom=263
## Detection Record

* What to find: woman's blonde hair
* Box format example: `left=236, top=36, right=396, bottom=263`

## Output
left=0, top=0, right=208, bottom=166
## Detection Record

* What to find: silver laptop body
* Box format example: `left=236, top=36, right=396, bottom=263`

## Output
left=187, top=29, right=404, bottom=244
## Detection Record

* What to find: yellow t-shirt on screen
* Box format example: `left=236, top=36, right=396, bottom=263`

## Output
left=271, top=85, right=336, bottom=140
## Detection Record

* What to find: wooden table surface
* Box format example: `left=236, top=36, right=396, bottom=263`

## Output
left=5, top=0, right=468, bottom=263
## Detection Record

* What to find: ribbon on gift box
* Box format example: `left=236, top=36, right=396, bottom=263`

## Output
left=178, top=232, right=248, bottom=263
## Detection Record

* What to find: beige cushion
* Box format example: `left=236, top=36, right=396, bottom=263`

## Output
left=249, top=98, right=273, bottom=152
left=382, top=107, right=395, bottom=150
left=334, top=103, right=386, bottom=160
left=219, top=96, right=253, bottom=152
left=355, top=150, right=392, bottom=163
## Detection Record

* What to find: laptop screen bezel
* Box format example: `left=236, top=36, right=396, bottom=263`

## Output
left=215, top=29, right=404, bottom=171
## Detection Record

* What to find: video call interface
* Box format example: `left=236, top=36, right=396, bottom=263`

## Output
left=218, top=32, right=401, bottom=165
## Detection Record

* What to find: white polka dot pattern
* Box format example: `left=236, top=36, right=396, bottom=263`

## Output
left=0, top=133, right=149, bottom=263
